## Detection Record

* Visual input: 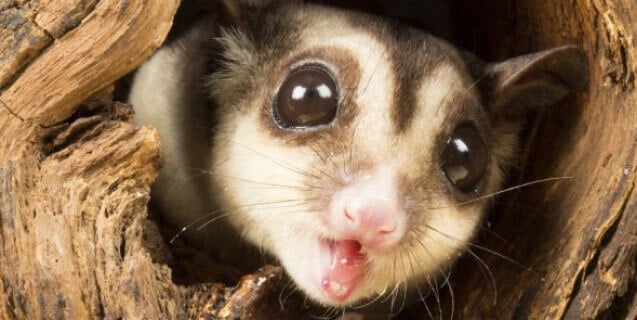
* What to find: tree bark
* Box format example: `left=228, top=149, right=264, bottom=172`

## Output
left=0, top=0, right=635, bottom=319
left=446, top=0, right=636, bottom=319
left=0, top=1, right=304, bottom=319
left=0, top=1, right=184, bottom=318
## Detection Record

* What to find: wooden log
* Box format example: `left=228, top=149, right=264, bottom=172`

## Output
left=0, top=1, right=301, bottom=318
left=0, top=0, right=635, bottom=319
left=446, top=0, right=636, bottom=318
left=0, top=1, right=186, bottom=318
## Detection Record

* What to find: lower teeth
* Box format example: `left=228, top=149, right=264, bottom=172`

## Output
left=328, top=281, right=347, bottom=297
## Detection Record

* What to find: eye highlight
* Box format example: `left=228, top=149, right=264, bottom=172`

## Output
left=441, top=124, right=488, bottom=193
left=273, top=65, right=339, bottom=128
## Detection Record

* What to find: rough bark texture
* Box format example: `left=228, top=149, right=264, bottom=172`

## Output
left=0, top=1, right=303, bottom=319
left=0, top=1, right=184, bottom=318
left=445, top=0, right=636, bottom=319
left=0, top=0, right=635, bottom=319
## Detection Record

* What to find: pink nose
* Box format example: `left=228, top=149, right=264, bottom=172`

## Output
left=340, top=196, right=401, bottom=250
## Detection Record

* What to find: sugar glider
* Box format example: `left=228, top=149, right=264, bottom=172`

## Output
left=129, top=0, right=587, bottom=309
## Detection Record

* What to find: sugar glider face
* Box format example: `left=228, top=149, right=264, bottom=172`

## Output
left=206, top=2, right=587, bottom=306
left=131, top=0, right=588, bottom=308
left=217, top=29, right=493, bottom=306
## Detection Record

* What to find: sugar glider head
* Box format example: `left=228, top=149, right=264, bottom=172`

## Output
left=207, top=0, right=588, bottom=307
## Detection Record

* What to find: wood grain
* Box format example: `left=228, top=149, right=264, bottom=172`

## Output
left=447, top=0, right=636, bottom=318
left=0, top=0, right=186, bottom=318
left=0, top=0, right=634, bottom=318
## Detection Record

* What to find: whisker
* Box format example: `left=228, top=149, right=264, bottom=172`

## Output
left=424, top=176, right=573, bottom=210
left=318, top=143, right=339, bottom=172
left=392, top=247, right=400, bottom=295
left=478, top=225, right=517, bottom=252
left=169, top=210, right=222, bottom=244
left=415, top=282, right=437, bottom=320
left=464, top=247, right=498, bottom=305
left=354, top=287, right=388, bottom=310
left=391, top=253, right=413, bottom=317
left=356, top=41, right=386, bottom=100
left=313, top=162, right=344, bottom=187
left=196, top=201, right=312, bottom=231
left=309, top=144, right=329, bottom=165
left=434, top=80, right=457, bottom=117
left=219, top=174, right=317, bottom=190
left=195, top=212, right=238, bottom=232
left=278, top=278, right=296, bottom=311
left=304, top=143, right=344, bottom=186
left=179, top=167, right=219, bottom=182
left=410, top=233, right=445, bottom=319
left=460, top=176, right=573, bottom=206
left=388, top=281, right=408, bottom=318
left=419, top=225, right=497, bottom=306
left=433, top=54, right=487, bottom=118
left=387, top=282, right=402, bottom=315
left=311, top=306, right=340, bottom=320
left=440, top=269, right=455, bottom=320
left=347, top=125, right=357, bottom=175
left=423, top=224, right=536, bottom=276
left=169, top=197, right=323, bottom=243
left=217, top=136, right=323, bottom=181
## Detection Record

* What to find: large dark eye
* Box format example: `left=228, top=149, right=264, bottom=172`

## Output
left=273, top=65, right=338, bottom=128
left=441, top=124, right=488, bottom=193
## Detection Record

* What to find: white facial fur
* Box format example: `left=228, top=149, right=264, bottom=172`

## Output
left=208, top=9, right=500, bottom=306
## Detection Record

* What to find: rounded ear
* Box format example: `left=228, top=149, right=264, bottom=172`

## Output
left=464, top=45, right=589, bottom=121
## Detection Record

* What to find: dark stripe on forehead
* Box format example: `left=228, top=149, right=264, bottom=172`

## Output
left=344, top=13, right=451, bottom=133
left=386, top=23, right=432, bottom=133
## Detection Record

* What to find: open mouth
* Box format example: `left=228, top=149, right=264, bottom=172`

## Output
left=318, top=238, right=367, bottom=302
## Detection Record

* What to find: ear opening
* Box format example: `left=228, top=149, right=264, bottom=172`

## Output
left=472, top=45, right=588, bottom=121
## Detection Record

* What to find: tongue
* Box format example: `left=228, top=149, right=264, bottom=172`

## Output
left=320, top=240, right=366, bottom=302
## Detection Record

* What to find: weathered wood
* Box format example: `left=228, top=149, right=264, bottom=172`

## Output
left=0, top=0, right=635, bottom=319
left=446, top=0, right=636, bottom=318
left=0, top=0, right=177, bottom=127
left=0, top=0, right=187, bottom=318
left=0, top=1, right=301, bottom=318
left=1, top=1, right=104, bottom=89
